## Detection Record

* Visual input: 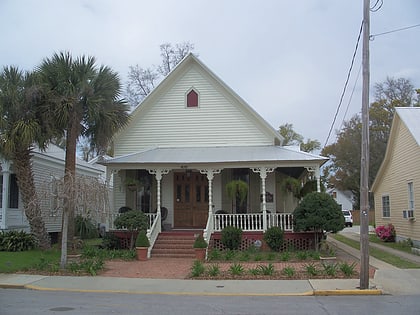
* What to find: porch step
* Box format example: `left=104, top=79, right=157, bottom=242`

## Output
left=151, top=230, right=201, bottom=259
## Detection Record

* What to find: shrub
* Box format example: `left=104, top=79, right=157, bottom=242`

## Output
left=191, top=260, right=205, bottom=277
left=229, top=263, right=244, bottom=276
left=114, top=210, right=148, bottom=249
left=135, top=231, right=150, bottom=247
left=339, top=262, right=356, bottom=277
left=375, top=224, right=396, bottom=242
left=293, top=192, right=344, bottom=233
left=101, top=233, right=121, bottom=250
left=207, top=249, right=222, bottom=261
left=280, top=251, right=291, bottom=261
left=223, top=249, right=236, bottom=261
left=0, top=231, right=38, bottom=252
left=293, top=192, right=345, bottom=249
left=258, top=263, right=275, bottom=276
left=207, top=264, right=220, bottom=277
left=75, top=215, right=98, bottom=239
left=263, top=226, right=284, bottom=252
left=282, top=266, right=295, bottom=277
left=322, top=262, right=338, bottom=276
left=193, top=234, right=207, bottom=248
left=221, top=226, right=242, bottom=250
left=305, top=263, right=319, bottom=276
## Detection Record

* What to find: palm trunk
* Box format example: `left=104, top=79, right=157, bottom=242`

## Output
left=60, top=116, right=79, bottom=268
left=13, top=148, right=50, bottom=249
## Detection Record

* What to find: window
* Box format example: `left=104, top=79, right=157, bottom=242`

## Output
left=186, top=89, right=198, bottom=107
left=382, top=195, right=390, bottom=218
left=0, top=174, right=19, bottom=209
left=408, top=182, right=414, bottom=211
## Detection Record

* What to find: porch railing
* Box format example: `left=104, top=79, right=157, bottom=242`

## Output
left=145, top=213, right=159, bottom=258
left=212, top=213, right=293, bottom=232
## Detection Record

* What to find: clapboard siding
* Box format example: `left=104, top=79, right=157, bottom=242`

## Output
left=1, top=146, right=106, bottom=234
left=32, top=161, right=64, bottom=233
left=115, top=63, right=274, bottom=156
left=374, top=118, right=420, bottom=242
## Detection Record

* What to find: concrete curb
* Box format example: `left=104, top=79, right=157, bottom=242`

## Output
left=12, top=283, right=382, bottom=296
left=313, top=289, right=382, bottom=296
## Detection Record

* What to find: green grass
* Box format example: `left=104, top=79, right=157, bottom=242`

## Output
left=331, top=234, right=420, bottom=269
left=0, top=249, right=61, bottom=273
left=368, top=235, right=413, bottom=254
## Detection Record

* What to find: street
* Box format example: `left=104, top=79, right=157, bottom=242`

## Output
left=1, top=289, right=419, bottom=315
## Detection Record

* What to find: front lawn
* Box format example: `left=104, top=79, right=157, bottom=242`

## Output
left=0, top=242, right=136, bottom=275
left=331, top=234, right=420, bottom=269
left=0, top=249, right=61, bottom=273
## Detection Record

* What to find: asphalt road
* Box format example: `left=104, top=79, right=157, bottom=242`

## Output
left=1, top=289, right=420, bottom=315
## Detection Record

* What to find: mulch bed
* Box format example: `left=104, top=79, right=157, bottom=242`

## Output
left=191, top=259, right=375, bottom=280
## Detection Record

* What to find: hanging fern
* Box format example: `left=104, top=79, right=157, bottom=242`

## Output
left=281, top=176, right=301, bottom=198
left=226, top=180, right=248, bottom=206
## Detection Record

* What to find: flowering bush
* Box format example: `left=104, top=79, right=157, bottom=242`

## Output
left=375, top=224, right=396, bottom=242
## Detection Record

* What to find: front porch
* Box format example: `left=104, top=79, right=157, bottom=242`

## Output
left=139, top=212, right=300, bottom=258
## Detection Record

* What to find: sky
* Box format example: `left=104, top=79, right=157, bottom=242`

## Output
left=1, top=0, right=419, bottom=148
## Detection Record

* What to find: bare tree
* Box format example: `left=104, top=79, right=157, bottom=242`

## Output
left=125, top=42, right=195, bottom=107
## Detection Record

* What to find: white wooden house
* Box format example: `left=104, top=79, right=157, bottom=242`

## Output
left=0, top=144, right=107, bottom=241
left=327, top=188, right=354, bottom=211
left=103, top=54, right=327, bottom=253
left=372, top=107, right=420, bottom=247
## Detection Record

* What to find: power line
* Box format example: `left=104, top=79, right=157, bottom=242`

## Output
left=370, top=23, right=420, bottom=40
left=323, top=20, right=363, bottom=148
left=370, top=0, right=383, bottom=12
left=339, top=62, right=362, bottom=131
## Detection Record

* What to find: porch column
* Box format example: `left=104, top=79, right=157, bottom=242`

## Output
left=148, top=169, right=169, bottom=217
left=199, top=169, right=222, bottom=216
left=0, top=160, right=11, bottom=230
left=305, top=166, right=321, bottom=192
left=252, top=167, right=274, bottom=231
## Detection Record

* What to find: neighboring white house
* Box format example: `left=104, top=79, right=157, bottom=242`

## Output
left=0, top=144, right=108, bottom=241
left=327, top=188, right=354, bottom=211
left=371, top=107, right=420, bottom=247
left=102, top=53, right=328, bottom=246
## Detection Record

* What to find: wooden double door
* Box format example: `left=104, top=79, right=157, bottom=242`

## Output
left=173, top=172, right=209, bottom=228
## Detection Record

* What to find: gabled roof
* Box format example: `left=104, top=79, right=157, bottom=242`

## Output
left=371, top=107, right=420, bottom=191
left=33, top=144, right=104, bottom=174
left=116, top=53, right=284, bottom=146
left=395, top=107, right=420, bottom=146
left=102, top=145, right=327, bottom=169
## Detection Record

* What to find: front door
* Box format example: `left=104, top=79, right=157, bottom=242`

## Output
left=174, top=172, right=209, bottom=228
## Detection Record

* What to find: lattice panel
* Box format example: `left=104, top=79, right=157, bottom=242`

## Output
left=210, top=233, right=316, bottom=251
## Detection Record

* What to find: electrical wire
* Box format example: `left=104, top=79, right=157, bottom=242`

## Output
left=323, top=20, right=363, bottom=148
left=370, top=23, right=420, bottom=40
left=339, top=62, right=362, bottom=131
left=370, top=0, right=383, bottom=12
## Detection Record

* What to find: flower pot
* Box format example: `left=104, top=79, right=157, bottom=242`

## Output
left=194, top=248, right=206, bottom=261
left=136, top=247, right=148, bottom=261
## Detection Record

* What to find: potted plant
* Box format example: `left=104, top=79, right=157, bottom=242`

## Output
left=125, top=177, right=140, bottom=191
left=193, top=234, right=207, bottom=261
left=114, top=210, right=148, bottom=250
left=135, top=231, right=150, bottom=261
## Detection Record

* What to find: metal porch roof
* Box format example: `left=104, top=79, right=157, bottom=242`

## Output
left=102, top=146, right=327, bottom=166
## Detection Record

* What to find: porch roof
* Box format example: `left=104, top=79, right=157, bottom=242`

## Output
left=102, top=146, right=328, bottom=168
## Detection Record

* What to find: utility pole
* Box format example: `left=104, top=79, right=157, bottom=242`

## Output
left=360, top=0, right=370, bottom=290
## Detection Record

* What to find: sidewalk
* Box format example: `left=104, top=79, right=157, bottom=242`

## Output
left=1, top=228, right=420, bottom=296
left=0, top=273, right=379, bottom=296
left=336, top=227, right=420, bottom=295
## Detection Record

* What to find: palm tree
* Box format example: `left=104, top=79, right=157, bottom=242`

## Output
left=0, top=66, right=52, bottom=249
left=38, top=52, right=129, bottom=268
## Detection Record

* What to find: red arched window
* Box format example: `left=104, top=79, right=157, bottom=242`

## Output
left=187, top=89, right=198, bottom=107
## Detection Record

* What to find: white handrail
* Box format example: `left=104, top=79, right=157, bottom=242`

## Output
left=146, top=213, right=160, bottom=258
